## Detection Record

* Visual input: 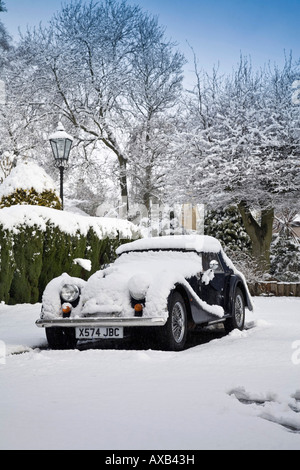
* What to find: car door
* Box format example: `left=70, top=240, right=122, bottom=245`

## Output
left=199, top=252, right=226, bottom=307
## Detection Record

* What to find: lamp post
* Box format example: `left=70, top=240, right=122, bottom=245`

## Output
left=49, top=122, right=73, bottom=210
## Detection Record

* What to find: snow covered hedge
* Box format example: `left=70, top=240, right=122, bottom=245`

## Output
left=0, top=162, right=62, bottom=210
left=0, top=205, right=140, bottom=305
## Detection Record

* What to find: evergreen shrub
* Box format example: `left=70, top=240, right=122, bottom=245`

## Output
left=0, top=228, right=15, bottom=303
left=0, top=209, right=138, bottom=305
left=9, top=224, right=44, bottom=304
left=270, top=234, right=300, bottom=282
left=204, top=206, right=251, bottom=252
left=0, top=188, right=62, bottom=210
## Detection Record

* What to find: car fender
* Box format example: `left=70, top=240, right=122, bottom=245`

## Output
left=228, top=275, right=253, bottom=313
left=171, top=282, right=225, bottom=325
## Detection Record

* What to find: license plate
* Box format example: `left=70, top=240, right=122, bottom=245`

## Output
left=76, top=327, right=124, bottom=340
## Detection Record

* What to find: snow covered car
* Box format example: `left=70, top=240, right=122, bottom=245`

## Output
left=36, top=235, right=253, bottom=351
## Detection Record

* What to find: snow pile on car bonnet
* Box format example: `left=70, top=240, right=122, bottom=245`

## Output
left=116, top=235, right=222, bottom=255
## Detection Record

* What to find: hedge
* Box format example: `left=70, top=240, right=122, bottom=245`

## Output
left=0, top=228, right=15, bottom=303
left=0, top=205, right=140, bottom=305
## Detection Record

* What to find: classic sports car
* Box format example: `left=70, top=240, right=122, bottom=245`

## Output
left=36, top=235, right=253, bottom=351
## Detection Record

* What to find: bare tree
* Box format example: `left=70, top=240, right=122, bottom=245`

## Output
left=15, top=0, right=185, bottom=211
left=0, top=0, right=10, bottom=53
left=127, top=17, right=185, bottom=208
left=176, top=55, right=300, bottom=272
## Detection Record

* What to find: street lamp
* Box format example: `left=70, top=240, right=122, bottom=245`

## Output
left=49, top=122, right=73, bottom=210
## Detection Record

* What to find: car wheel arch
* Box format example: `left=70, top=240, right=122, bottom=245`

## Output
left=227, top=276, right=246, bottom=312
left=224, top=284, right=246, bottom=334
left=169, top=284, right=193, bottom=324
left=234, top=280, right=246, bottom=302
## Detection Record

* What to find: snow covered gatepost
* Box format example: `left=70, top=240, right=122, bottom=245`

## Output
left=0, top=205, right=140, bottom=305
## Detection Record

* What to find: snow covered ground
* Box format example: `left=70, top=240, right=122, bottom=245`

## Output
left=0, top=297, right=299, bottom=450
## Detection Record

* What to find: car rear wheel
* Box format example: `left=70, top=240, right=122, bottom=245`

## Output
left=159, top=292, right=188, bottom=351
left=46, top=327, right=77, bottom=350
left=224, top=287, right=245, bottom=333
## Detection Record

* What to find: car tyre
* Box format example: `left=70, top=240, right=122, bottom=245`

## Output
left=224, top=287, right=245, bottom=334
left=46, top=327, right=77, bottom=350
left=159, top=292, right=188, bottom=351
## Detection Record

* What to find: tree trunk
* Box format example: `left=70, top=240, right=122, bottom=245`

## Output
left=238, top=201, right=274, bottom=273
left=101, top=134, right=129, bottom=217
left=119, top=158, right=129, bottom=219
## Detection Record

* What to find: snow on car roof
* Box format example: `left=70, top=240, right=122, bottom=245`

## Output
left=116, top=235, right=222, bottom=255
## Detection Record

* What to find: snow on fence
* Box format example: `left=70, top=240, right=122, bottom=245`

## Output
left=250, top=281, right=300, bottom=297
